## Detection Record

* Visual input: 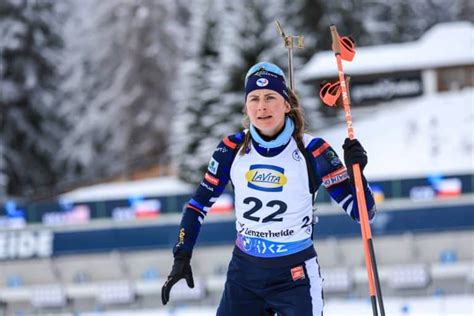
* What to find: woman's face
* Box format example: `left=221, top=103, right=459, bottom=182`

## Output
left=245, top=89, right=290, bottom=137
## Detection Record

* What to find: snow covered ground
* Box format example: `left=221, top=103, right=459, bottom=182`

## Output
left=47, top=295, right=473, bottom=316
left=315, top=88, right=474, bottom=180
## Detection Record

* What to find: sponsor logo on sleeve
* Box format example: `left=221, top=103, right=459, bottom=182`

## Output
left=207, top=157, right=219, bottom=175
left=200, top=181, right=214, bottom=192
left=325, top=150, right=336, bottom=159
left=175, top=228, right=185, bottom=249
left=245, top=164, right=287, bottom=192
left=330, top=156, right=342, bottom=166
left=324, top=149, right=342, bottom=166
left=214, top=146, right=228, bottom=153
left=322, top=168, right=349, bottom=188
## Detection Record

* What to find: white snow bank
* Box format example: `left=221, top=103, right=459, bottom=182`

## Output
left=315, top=88, right=474, bottom=179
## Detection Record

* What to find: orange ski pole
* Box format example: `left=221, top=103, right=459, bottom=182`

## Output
left=329, top=24, right=385, bottom=316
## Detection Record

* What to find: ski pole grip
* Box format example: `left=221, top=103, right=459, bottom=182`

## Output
left=330, top=25, right=341, bottom=55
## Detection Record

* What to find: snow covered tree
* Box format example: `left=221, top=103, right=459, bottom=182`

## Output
left=58, top=0, right=187, bottom=183
left=172, top=0, right=222, bottom=183
left=51, top=0, right=472, bottom=189
left=0, top=0, right=64, bottom=197
left=357, top=0, right=472, bottom=44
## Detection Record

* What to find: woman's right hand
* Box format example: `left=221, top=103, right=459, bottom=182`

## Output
left=161, top=253, right=194, bottom=305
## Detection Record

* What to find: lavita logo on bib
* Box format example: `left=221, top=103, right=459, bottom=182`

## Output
left=245, top=164, right=287, bottom=192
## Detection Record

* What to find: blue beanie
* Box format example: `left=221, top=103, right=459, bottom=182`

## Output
left=245, top=64, right=289, bottom=102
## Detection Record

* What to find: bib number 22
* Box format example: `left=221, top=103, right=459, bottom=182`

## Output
left=242, top=197, right=287, bottom=223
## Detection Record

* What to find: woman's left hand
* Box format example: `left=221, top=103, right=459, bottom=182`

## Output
left=342, top=138, right=367, bottom=180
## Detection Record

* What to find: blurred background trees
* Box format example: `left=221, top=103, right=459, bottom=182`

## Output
left=0, top=0, right=471, bottom=197
left=0, top=0, right=64, bottom=197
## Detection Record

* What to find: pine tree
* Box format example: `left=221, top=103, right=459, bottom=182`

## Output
left=172, top=0, right=222, bottom=183
left=319, top=0, right=372, bottom=46
left=353, top=0, right=471, bottom=44
left=289, top=0, right=325, bottom=61
left=58, top=0, right=187, bottom=184
left=0, top=0, right=64, bottom=197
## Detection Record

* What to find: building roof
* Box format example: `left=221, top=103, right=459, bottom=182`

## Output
left=301, top=22, right=474, bottom=80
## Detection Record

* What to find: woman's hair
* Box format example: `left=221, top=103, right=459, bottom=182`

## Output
left=239, top=89, right=306, bottom=155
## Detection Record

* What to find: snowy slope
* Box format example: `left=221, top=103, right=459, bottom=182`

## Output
left=315, top=88, right=474, bottom=180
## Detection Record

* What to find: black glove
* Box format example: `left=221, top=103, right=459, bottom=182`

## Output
left=342, top=138, right=367, bottom=183
left=161, top=253, right=194, bottom=305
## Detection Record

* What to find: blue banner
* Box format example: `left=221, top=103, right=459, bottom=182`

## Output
left=1, top=202, right=472, bottom=260
left=48, top=202, right=474, bottom=256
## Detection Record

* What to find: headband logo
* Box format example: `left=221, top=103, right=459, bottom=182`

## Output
left=256, top=78, right=269, bottom=87
left=254, top=70, right=279, bottom=79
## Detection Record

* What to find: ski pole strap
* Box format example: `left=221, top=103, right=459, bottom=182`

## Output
left=320, top=80, right=342, bottom=106
left=338, top=36, right=355, bottom=61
